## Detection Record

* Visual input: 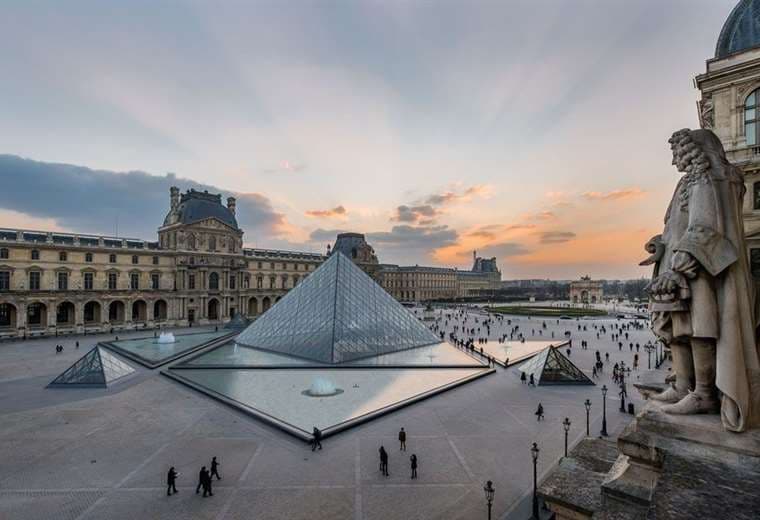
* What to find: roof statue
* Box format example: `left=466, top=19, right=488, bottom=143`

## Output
left=235, top=251, right=441, bottom=364
left=48, top=346, right=135, bottom=388
left=517, top=346, right=594, bottom=386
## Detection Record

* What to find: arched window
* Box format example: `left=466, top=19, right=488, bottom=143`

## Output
left=746, top=89, right=760, bottom=145
left=209, top=272, right=219, bottom=290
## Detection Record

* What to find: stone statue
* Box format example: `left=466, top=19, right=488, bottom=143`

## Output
left=643, top=128, right=760, bottom=432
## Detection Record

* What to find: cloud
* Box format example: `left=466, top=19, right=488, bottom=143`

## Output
left=538, top=231, right=577, bottom=244
left=424, top=184, right=491, bottom=206
left=367, top=225, right=458, bottom=252
left=262, top=160, right=307, bottom=174
left=305, top=205, right=347, bottom=218
left=582, top=187, right=645, bottom=201
left=308, top=228, right=348, bottom=243
left=458, top=241, right=530, bottom=258
left=0, top=154, right=288, bottom=240
left=392, top=204, right=439, bottom=223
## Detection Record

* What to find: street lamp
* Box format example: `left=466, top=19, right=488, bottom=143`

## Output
left=530, top=443, right=540, bottom=520
left=584, top=399, right=591, bottom=436
left=645, top=344, right=654, bottom=370
left=562, top=417, right=571, bottom=457
left=483, top=480, right=495, bottom=520
left=600, top=385, right=609, bottom=437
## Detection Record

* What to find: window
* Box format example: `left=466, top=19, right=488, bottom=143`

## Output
left=209, top=272, right=219, bottom=290
left=257, top=276, right=263, bottom=289
left=85, top=252, right=93, bottom=263
left=209, top=236, right=216, bottom=251
left=57, top=272, right=68, bottom=290
left=0, top=248, right=7, bottom=259
left=0, top=271, right=9, bottom=291
left=257, top=262, right=262, bottom=269
left=754, top=182, right=760, bottom=211
left=29, top=271, right=41, bottom=290
left=270, top=262, right=274, bottom=269
left=108, top=272, right=118, bottom=290
left=747, top=89, right=760, bottom=146
left=281, top=274, right=288, bottom=289
left=151, top=274, right=160, bottom=290
left=270, top=276, right=276, bottom=289
left=229, top=275, right=236, bottom=290
left=59, top=251, right=67, bottom=262
left=152, top=256, right=159, bottom=265
left=31, top=249, right=39, bottom=261
left=132, top=255, right=138, bottom=265
left=109, top=254, right=117, bottom=263
left=130, top=273, right=139, bottom=290
left=84, top=272, right=94, bottom=290
left=188, top=274, right=196, bottom=290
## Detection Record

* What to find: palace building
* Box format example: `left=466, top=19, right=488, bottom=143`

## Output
left=0, top=187, right=324, bottom=339
left=694, top=0, right=760, bottom=280
left=0, top=191, right=502, bottom=339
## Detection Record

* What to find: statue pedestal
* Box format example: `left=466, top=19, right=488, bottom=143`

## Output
left=539, top=400, right=760, bottom=519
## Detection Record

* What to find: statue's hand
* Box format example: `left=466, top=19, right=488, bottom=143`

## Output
left=672, top=251, right=698, bottom=279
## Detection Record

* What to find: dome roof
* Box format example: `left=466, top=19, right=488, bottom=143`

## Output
left=716, top=0, right=760, bottom=58
left=163, top=189, right=238, bottom=229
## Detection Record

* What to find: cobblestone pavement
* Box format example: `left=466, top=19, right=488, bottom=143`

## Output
left=0, top=315, right=664, bottom=519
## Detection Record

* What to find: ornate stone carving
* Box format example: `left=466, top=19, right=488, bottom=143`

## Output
left=698, top=96, right=713, bottom=129
left=643, top=128, right=760, bottom=432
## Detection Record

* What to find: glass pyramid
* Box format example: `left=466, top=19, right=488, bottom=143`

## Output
left=48, top=346, right=135, bottom=387
left=517, top=346, right=594, bottom=386
left=235, top=252, right=441, bottom=364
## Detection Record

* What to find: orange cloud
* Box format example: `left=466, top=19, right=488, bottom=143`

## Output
left=305, top=205, right=347, bottom=218
left=582, top=187, right=646, bottom=201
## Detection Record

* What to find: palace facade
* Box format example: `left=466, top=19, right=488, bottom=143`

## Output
left=0, top=188, right=324, bottom=339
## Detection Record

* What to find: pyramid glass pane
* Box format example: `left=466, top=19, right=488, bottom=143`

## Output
left=98, top=348, right=136, bottom=383
left=516, top=347, right=593, bottom=385
left=49, top=346, right=134, bottom=387
left=236, top=252, right=441, bottom=364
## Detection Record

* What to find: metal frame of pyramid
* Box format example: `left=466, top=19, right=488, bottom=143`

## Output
left=48, top=346, right=135, bottom=388
left=517, top=345, right=594, bottom=386
left=235, top=252, right=442, bottom=364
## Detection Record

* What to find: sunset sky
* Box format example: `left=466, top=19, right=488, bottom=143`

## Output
left=0, top=0, right=739, bottom=279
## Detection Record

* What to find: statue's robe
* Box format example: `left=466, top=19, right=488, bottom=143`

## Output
left=653, top=154, right=760, bottom=432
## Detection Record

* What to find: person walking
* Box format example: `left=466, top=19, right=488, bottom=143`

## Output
left=312, top=426, right=322, bottom=451
left=535, top=403, right=544, bottom=421
left=529, top=373, right=535, bottom=386
left=210, top=456, right=221, bottom=480
left=196, top=466, right=207, bottom=495
left=410, top=454, right=418, bottom=479
left=379, top=446, right=389, bottom=477
left=167, top=467, right=178, bottom=496
left=202, top=467, right=213, bottom=497
left=521, top=371, right=527, bottom=384
left=398, top=428, right=406, bottom=451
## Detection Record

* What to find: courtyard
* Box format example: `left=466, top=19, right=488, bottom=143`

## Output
left=0, top=309, right=661, bottom=520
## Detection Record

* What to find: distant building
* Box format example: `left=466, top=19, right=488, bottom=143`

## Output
left=568, top=276, right=603, bottom=304
left=329, top=232, right=380, bottom=280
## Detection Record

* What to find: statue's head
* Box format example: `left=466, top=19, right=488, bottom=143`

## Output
left=668, top=128, right=719, bottom=176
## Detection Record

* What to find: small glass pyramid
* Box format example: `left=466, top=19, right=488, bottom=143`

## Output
left=48, top=346, right=135, bottom=387
left=235, top=252, right=441, bottom=364
left=517, top=346, right=594, bottom=385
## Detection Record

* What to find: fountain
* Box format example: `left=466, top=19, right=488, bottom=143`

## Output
left=158, top=332, right=176, bottom=344
left=302, top=376, right=344, bottom=397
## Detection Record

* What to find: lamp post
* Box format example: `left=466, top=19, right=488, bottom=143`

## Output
left=562, top=417, right=571, bottom=457
left=483, top=480, right=495, bottom=520
left=645, top=344, right=654, bottom=370
left=530, top=442, right=540, bottom=520
left=584, top=399, right=591, bottom=436
left=600, top=385, right=609, bottom=437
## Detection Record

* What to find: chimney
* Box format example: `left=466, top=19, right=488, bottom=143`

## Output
left=227, top=196, right=237, bottom=216
left=170, top=186, right=180, bottom=211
